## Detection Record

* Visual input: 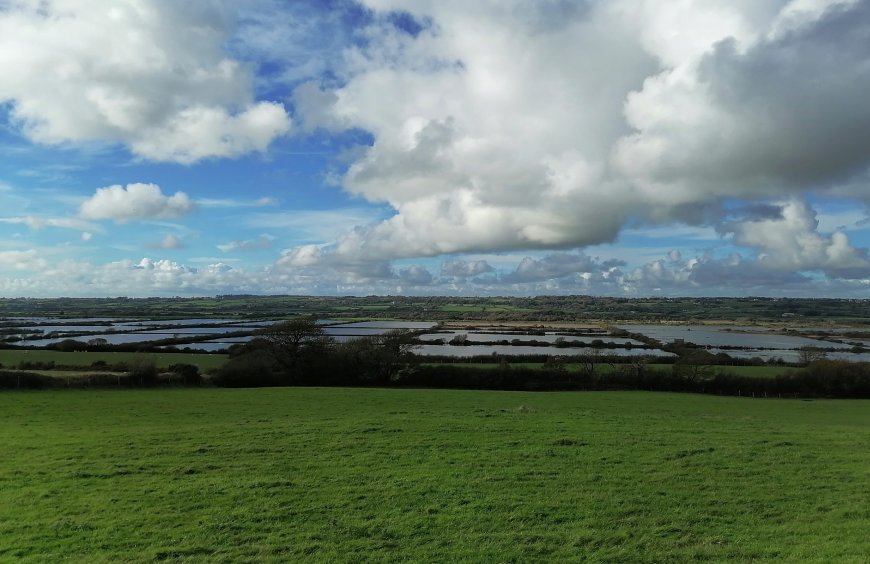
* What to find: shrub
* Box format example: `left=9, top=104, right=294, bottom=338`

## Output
left=0, top=370, right=46, bottom=389
left=167, top=363, right=201, bottom=386
left=212, top=352, right=279, bottom=387
left=129, top=357, right=159, bottom=387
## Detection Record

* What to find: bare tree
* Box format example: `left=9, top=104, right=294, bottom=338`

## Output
left=798, top=346, right=827, bottom=366
left=672, top=349, right=717, bottom=382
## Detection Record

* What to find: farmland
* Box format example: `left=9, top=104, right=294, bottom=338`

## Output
left=1, top=388, right=867, bottom=562
left=0, top=350, right=227, bottom=371
left=3, top=294, right=870, bottom=323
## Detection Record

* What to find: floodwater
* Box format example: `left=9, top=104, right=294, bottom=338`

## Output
left=618, top=324, right=852, bottom=349
left=414, top=344, right=675, bottom=358
left=3, top=316, right=869, bottom=362
left=419, top=331, right=644, bottom=346
left=19, top=333, right=173, bottom=347
left=329, top=321, right=438, bottom=329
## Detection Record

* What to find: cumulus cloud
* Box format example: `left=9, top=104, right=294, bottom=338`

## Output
left=1, top=245, right=868, bottom=298
left=399, top=265, right=433, bottom=285
left=622, top=252, right=816, bottom=296
left=616, top=0, right=870, bottom=205
left=279, top=0, right=870, bottom=274
left=0, top=0, right=290, bottom=163
left=275, top=244, right=398, bottom=285
left=725, top=200, right=870, bottom=277
left=79, top=183, right=194, bottom=223
left=440, top=259, right=493, bottom=279
left=130, top=102, right=290, bottom=164
left=503, top=252, right=602, bottom=284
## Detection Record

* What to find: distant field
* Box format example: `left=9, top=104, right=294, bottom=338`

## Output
left=0, top=350, right=228, bottom=371
left=333, top=305, right=391, bottom=311
left=0, top=388, right=866, bottom=562
left=438, top=303, right=534, bottom=313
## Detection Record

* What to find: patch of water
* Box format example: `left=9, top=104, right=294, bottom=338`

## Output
left=413, top=344, right=675, bottom=358
left=419, top=332, right=643, bottom=345
left=330, top=321, right=437, bottom=329
left=619, top=324, right=851, bottom=349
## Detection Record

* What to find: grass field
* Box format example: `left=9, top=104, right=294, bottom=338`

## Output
left=438, top=303, right=535, bottom=313
left=0, top=388, right=867, bottom=562
left=0, top=350, right=228, bottom=371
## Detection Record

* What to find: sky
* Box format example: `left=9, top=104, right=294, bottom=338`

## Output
left=1, top=0, right=869, bottom=298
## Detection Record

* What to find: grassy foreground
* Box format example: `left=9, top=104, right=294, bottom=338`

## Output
left=0, top=389, right=867, bottom=562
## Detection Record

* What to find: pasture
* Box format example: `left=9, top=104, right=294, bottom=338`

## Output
left=0, top=350, right=228, bottom=371
left=0, top=388, right=867, bottom=562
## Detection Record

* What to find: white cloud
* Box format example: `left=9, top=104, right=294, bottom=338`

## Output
left=248, top=208, right=385, bottom=242
left=399, top=265, right=433, bottom=285
left=130, top=102, right=291, bottom=164
left=502, top=252, right=621, bottom=284
left=154, top=234, right=184, bottom=250
left=1, top=245, right=868, bottom=298
left=79, top=183, right=194, bottom=223
left=727, top=200, right=870, bottom=277
left=440, top=259, right=493, bottom=279
left=0, top=0, right=290, bottom=163
left=198, top=196, right=278, bottom=209
left=217, top=235, right=275, bottom=253
left=281, top=0, right=870, bottom=272
left=615, top=0, right=870, bottom=206
left=0, top=250, right=47, bottom=271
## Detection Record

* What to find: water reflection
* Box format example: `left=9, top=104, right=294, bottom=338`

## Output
left=414, top=344, right=675, bottom=358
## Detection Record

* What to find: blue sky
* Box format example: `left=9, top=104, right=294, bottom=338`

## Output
left=1, top=0, right=869, bottom=297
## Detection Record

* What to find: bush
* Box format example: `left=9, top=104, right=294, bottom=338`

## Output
left=129, top=357, right=159, bottom=387
left=168, top=363, right=201, bottom=386
left=0, top=370, right=47, bottom=389
left=212, top=352, right=280, bottom=387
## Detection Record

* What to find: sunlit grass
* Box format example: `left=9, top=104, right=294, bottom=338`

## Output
left=0, top=388, right=866, bottom=562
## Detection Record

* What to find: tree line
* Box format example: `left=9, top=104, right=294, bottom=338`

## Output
left=3, top=317, right=869, bottom=398
left=209, top=319, right=870, bottom=398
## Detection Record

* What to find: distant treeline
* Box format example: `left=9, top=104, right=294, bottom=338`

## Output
left=0, top=360, right=201, bottom=390
left=209, top=321, right=870, bottom=398
left=3, top=318, right=869, bottom=398
left=403, top=361, right=870, bottom=398
left=211, top=348, right=870, bottom=399
left=3, top=294, right=870, bottom=323
left=3, top=356, right=868, bottom=399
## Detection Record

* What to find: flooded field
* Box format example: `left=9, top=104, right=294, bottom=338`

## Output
left=618, top=324, right=853, bottom=349
left=414, top=344, right=676, bottom=358
left=2, top=317, right=868, bottom=362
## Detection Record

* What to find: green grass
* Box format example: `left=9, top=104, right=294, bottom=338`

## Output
left=0, top=388, right=867, bottom=562
left=0, top=350, right=228, bottom=371
left=438, top=303, right=534, bottom=313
